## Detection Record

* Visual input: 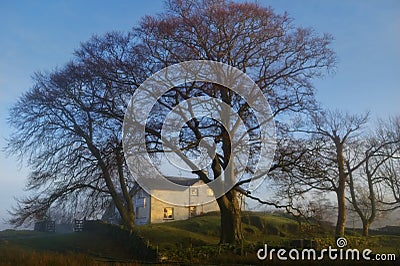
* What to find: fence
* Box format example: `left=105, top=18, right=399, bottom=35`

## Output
left=34, top=220, right=55, bottom=232
left=74, top=219, right=85, bottom=232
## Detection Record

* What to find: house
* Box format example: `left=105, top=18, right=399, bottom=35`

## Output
left=102, top=177, right=220, bottom=225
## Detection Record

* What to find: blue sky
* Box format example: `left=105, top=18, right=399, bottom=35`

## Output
left=0, top=0, right=399, bottom=229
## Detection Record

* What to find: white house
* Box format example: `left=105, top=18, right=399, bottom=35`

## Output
left=102, top=177, right=220, bottom=225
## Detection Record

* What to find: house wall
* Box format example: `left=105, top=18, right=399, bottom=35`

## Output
left=133, top=190, right=151, bottom=225
left=149, top=181, right=219, bottom=223
left=106, top=180, right=243, bottom=226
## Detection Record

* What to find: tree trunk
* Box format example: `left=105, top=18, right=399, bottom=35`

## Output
left=124, top=210, right=135, bottom=233
left=116, top=148, right=135, bottom=232
left=362, top=221, right=370, bottom=237
left=335, top=188, right=346, bottom=238
left=216, top=189, right=243, bottom=245
left=83, top=134, right=136, bottom=231
left=335, top=140, right=347, bottom=239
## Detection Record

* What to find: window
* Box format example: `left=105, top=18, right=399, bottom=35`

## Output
left=163, top=207, right=174, bottom=220
left=190, top=188, right=198, bottom=196
left=189, top=206, right=197, bottom=217
left=207, top=188, right=214, bottom=196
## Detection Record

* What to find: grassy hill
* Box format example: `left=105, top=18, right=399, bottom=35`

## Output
left=136, top=211, right=301, bottom=249
left=1, top=212, right=399, bottom=265
left=0, top=229, right=140, bottom=265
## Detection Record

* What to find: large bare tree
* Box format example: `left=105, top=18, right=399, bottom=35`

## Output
left=6, top=32, right=143, bottom=230
left=134, top=0, right=335, bottom=244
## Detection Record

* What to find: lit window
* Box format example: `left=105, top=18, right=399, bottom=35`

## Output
left=190, top=188, right=198, bottom=196
left=189, top=206, right=197, bottom=217
left=163, top=207, right=174, bottom=220
left=207, top=188, right=214, bottom=196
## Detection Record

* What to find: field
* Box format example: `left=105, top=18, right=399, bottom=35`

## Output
left=0, top=229, right=139, bottom=265
left=0, top=212, right=399, bottom=265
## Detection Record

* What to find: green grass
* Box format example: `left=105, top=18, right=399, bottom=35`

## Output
left=1, top=212, right=399, bottom=265
left=0, top=229, right=44, bottom=239
left=135, top=212, right=308, bottom=263
left=0, top=230, right=139, bottom=264
left=0, top=245, right=102, bottom=266
left=136, top=212, right=221, bottom=249
left=137, top=212, right=400, bottom=264
left=136, top=211, right=301, bottom=249
left=10, top=232, right=136, bottom=260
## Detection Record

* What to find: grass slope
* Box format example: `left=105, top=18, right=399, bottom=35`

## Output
left=137, top=212, right=400, bottom=265
left=0, top=230, right=139, bottom=265
left=1, top=212, right=399, bottom=265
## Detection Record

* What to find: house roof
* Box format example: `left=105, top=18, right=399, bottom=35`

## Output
left=142, top=176, right=202, bottom=191
left=165, top=176, right=200, bottom=186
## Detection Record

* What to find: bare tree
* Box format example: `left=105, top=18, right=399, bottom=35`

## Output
left=380, top=158, right=400, bottom=208
left=288, top=110, right=369, bottom=238
left=345, top=119, right=400, bottom=237
left=5, top=32, right=143, bottom=230
left=131, top=0, right=335, bottom=244
left=375, top=116, right=400, bottom=210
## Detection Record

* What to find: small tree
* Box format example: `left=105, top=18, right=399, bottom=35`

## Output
left=346, top=127, right=399, bottom=237
left=375, top=116, right=400, bottom=210
left=289, top=110, right=369, bottom=238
